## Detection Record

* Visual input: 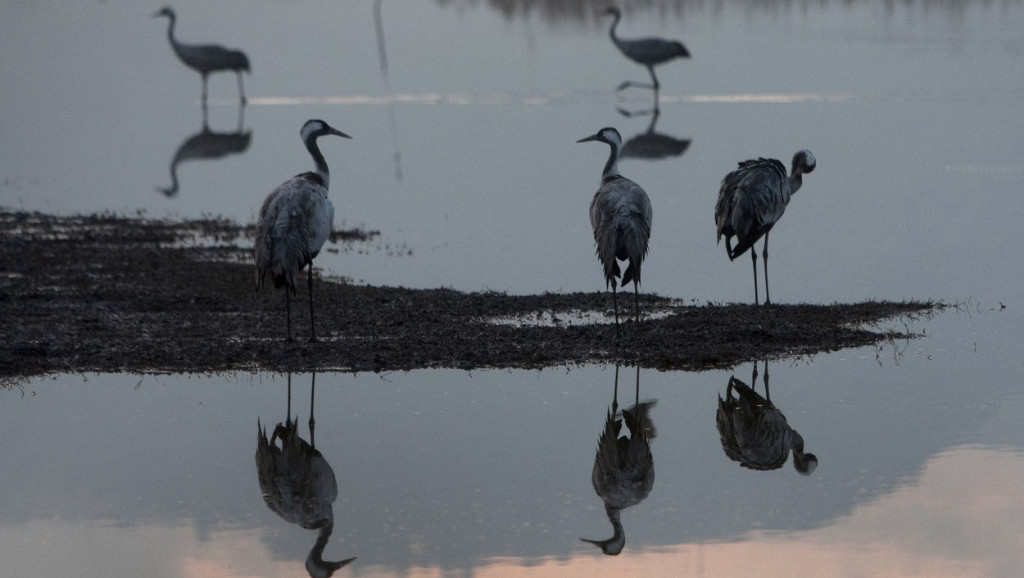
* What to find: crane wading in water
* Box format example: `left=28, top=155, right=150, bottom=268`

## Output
left=602, top=6, right=690, bottom=92
left=715, top=150, right=816, bottom=305
left=152, top=6, right=250, bottom=105
left=254, top=119, right=351, bottom=342
left=578, top=127, right=653, bottom=328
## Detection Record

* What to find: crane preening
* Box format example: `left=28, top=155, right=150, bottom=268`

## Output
left=715, top=150, right=816, bottom=305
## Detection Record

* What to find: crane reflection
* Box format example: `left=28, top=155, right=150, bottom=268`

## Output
left=581, top=365, right=656, bottom=555
left=256, top=372, right=356, bottom=577
left=716, top=361, right=818, bottom=474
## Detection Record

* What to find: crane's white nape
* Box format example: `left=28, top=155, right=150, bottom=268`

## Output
left=301, top=119, right=351, bottom=144
left=577, top=126, right=624, bottom=177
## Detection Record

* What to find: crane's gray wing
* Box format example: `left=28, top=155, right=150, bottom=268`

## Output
left=719, top=159, right=790, bottom=255
left=254, top=178, right=316, bottom=291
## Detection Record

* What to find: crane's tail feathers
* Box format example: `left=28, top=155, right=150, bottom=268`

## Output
left=604, top=261, right=622, bottom=290
left=621, top=262, right=640, bottom=287
left=727, top=238, right=754, bottom=261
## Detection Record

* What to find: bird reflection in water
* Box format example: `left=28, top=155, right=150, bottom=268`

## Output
left=619, top=106, right=691, bottom=162
left=256, top=372, right=356, bottom=577
left=716, top=361, right=818, bottom=474
left=581, top=365, right=656, bottom=556
left=157, top=106, right=251, bottom=197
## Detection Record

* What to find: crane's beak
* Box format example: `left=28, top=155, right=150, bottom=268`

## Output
left=329, top=128, right=352, bottom=140
left=576, top=133, right=601, bottom=144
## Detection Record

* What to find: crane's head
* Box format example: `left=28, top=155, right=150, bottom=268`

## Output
left=601, top=6, right=622, bottom=19
left=577, top=127, right=622, bottom=149
left=152, top=6, right=175, bottom=20
left=301, top=119, right=352, bottom=144
left=794, top=451, right=818, bottom=475
left=792, top=150, right=816, bottom=177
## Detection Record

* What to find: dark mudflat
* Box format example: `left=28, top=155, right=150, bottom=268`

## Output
left=0, top=211, right=938, bottom=381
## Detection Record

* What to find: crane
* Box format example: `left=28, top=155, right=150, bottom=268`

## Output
left=602, top=6, right=690, bottom=92
left=715, top=150, right=816, bottom=305
left=254, top=119, right=351, bottom=342
left=581, top=365, right=656, bottom=555
left=715, top=362, right=818, bottom=474
left=152, top=6, right=250, bottom=104
left=578, top=127, right=653, bottom=327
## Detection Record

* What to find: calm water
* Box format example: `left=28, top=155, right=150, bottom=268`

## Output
left=2, top=0, right=1024, bottom=576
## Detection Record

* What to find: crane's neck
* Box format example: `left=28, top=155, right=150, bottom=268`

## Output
left=788, top=173, right=803, bottom=196
left=163, top=13, right=178, bottom=47
left=581, top=505, right=625, bottom=555
left=602, top=142, right=621, bottom=180
left=607, top=11, right=622, bottom=44
left=306, top=137, right=331, bottom=190
left=305, top=522, right=355, bottom=578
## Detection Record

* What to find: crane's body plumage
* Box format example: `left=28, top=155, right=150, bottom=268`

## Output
left=715, top=150, right=816, bottom=305
left=603, top=7, right=690, bottom=91
left=590, top=176, right=651, bottom=290
left=254, top=119, right=351, bottom=341
left=579, top=127, right=652, bottom=326
left=153, top=6, right=250, bottom=103
left=591, top=403, right=655, bottom=510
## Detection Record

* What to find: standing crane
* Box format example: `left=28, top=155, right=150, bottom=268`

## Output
left=581, top=365, right=656, bottom=555
left=152, top=6, right=250, bottom=105
left=714, top=150, right=816, bottom=305
left=578, top=127, right=653, bottom=327
left=254, top=119, right=351, bottom=342
left=715, top=362, right=818, bottom=474
left=602, top=6, right=690, bottom=92
left=257, top=373, right=357, bottom=577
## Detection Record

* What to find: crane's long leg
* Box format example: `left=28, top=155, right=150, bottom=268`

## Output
left=633, top=282, right=640, bottom=324
left=612, top=285, right=620, bottom=329
left=309, top=372, right=317, bottom=448
left=762, top=359, right=771, bottom=404
left=612, top=364, right=620, bottom=413
left=237, top=72, right=247, bottom=104
left=201, top=74, right=209, bottom=107
left=633, top=365, right=640, bottom=406
left=307, top=262, right=317, bottom=342
left=762, top=232, right=771, bottom=306
left=647, top=65, right=661, bottom=92
left=284, top=289, right=293, bottom=341
left=751, top=248, right=760, bottom=306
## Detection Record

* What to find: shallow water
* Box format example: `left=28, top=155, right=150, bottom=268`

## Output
left=2, top=0, right=1024, bottom=576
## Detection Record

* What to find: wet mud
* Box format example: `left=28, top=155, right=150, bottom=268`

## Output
left=0, top=211, right=938, bottom=381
